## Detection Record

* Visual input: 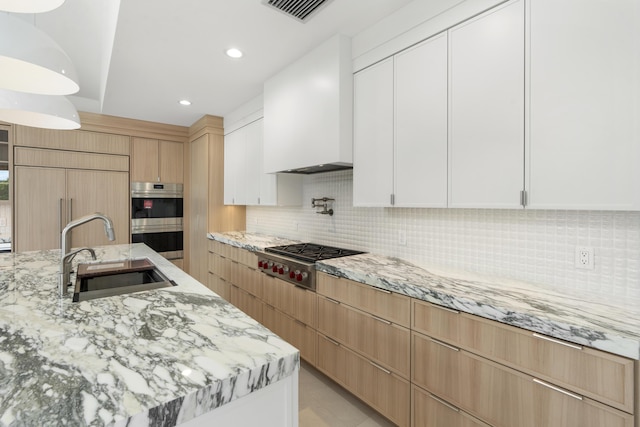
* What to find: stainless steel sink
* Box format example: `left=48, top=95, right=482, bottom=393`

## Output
left=72, top=258, right=176, bottom=302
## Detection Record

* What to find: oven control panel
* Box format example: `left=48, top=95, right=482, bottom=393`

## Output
left=257, top=255, right=315, bottom=291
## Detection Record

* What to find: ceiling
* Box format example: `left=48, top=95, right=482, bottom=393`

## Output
left=19, top=0, right=416, bottom=128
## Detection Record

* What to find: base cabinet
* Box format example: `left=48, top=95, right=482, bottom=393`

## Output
left=262, top=304, right=317, bottom=365
left=412, top=386, right=491, bottom=427
left=412, top=332, right=634, bottom=427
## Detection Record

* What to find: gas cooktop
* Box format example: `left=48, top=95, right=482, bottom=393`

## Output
left=264, top=243, right=365, bottom=263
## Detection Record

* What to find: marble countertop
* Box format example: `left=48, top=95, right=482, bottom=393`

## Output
left=317, top=253, right=640, bottom=360
left=0, top=244, right=298, bottom=426
left=209, top=231, right=640, bottom=360
left=207, top=232, right=300, bottom=252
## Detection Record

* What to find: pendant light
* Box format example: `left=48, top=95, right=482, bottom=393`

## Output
left=0, top=88, right=80, bottom=130
left=0, top=12, right=79, bottom=95
left=0, top=0, right=65, bottom=13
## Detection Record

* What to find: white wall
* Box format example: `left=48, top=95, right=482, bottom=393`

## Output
left=247, top=171, right=640, bottom=300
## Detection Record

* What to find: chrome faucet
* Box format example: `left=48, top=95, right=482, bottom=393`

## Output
left=59, top=213, right=115, bottom=296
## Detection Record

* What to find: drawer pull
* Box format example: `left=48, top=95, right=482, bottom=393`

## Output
left=369, top=361, right=392, bottom=375
left=372, top=315, right=392, bottom=325
left=431, top=304, right=460, bottom=314
left=533, top=378, right=583, bottom=401
left=532, top=333, right=583, bottom=350
left=326, top=297, right=340, bottom=305
left=375, top=287, right=392, bottom=294
left=325, top=336, right=340, bottom=346
left=294, top=319, right=307, bottom=328
left=428, top=394, right=460, bottom=413
left=429, top=337, right=460, bottom=352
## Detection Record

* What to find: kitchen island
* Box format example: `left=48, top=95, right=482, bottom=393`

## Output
left=0, top=243, right=299, bottom=426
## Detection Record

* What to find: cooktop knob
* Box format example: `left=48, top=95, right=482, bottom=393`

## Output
left=278, top=266, right=284, bottom=274
left=289, top=271, right=296, bottom=279
left=272, top=264, right=279, bottom=273
left=258, top=260, right=264, bottom=268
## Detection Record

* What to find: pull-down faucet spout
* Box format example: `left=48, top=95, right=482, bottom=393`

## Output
left=59, top=213, right=115, bottom=297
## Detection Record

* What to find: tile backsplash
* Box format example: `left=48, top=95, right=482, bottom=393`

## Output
left=246, top=170, right=640, bottom=299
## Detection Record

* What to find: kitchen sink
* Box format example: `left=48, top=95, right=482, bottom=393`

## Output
left=72, top=258, right=176, bottom=302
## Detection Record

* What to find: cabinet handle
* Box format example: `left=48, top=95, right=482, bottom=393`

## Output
left=67, top=198, right=73, bottom=222
left=58, top=198, right=64, bottom=233
left=532, top=333, right=583, bottom=350
left=231, top=260, right=239, bottom=265
left=428, top=394, right=460, bottom=413
left=326, top=297, right=340, bottom=305
left=429, top=337, right=460, bottom=352
left=294, top=319, right=307, bottom=328
left=324, top=336, right=340, bottom=346
left=374, top=287, right=391, bottom=294
left=533, top=378, right=583, bottom=401
left=369, top=361, right=392, bottom=375
left=431, top=303, right=460, bottom=314
left=371, top=315, right=392, bottom=325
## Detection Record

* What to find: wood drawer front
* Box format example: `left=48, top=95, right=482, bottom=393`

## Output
left=14, top=147, right=129, bottom=171
left=208, top=252, right=232, bottom=282
left=224, top=244, right=257, bottom=268
left=229, top=285, right=264, bottom=323
left=262, top=305, right=317, bottom=365
left=412, top=386, right=491, bottom=427
left=229, top=261, right=262, bottom=299
left=412, top=332, right=633, bottom=427
left=317, top=272, right=410, bottom=327
left=207, top=273, right=230, bottom=301
left=318, top=295, right=410, bottom=378
left=209, top=240, right=226, bottom=255
left=412, top=300, right=634, bottom=412
left=262, top=275, right=317, bottom=328
left=15, top=127, right=130, bottom=155
left=317, top=334, right=410, bottom=427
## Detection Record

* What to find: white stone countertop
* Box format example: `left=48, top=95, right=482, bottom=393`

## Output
left=208, top=231, right=640, bottom=360
left=0, top=243, right=298, bottom=427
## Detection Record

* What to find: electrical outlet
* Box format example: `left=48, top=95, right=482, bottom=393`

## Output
left=575, top=246, right=594, bottom=270
left=398, top=230, right=407, bottom=246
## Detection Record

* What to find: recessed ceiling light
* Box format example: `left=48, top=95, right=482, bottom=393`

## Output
left=225, top=48, right=243, bottom=59
left=178, top=99, right=191, bottom=106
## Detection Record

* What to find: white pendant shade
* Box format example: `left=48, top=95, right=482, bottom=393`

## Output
left=0, top=88, right=80, bottom=129
left=0, top=0, right=65, bottom=13
left=0, top=13, right=79, bottom=95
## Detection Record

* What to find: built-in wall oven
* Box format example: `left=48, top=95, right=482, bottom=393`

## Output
left=131, top=182, right=183, bottom=260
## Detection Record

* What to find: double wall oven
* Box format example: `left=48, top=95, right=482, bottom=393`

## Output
left=131, top=182, right=183, bottom=260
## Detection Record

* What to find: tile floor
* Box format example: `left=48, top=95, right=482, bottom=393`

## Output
left=299, top=361, right=396, bottom=427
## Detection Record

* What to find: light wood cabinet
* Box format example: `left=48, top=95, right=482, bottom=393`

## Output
left=317, top=333, right=410, bottom=427
left=229, top=284, right=264, bottom=323
left=526, top=0, right=640, bottom=210
left=412, top=300, right=635, bottom=413
left=262, top=304, right=317, bottom=365
left=14, top=165, right=129, bottom=252
left=448, top=0, right=525, bottom=208
left=318, top=295, right=410, bottom=378
left=317, top=272, right=410, bottom=327
left=207, top=273, right=230, bottom=301
left=263, top=275, right=317, bottom=328
left=412, top=386, right=491, bottom=427
left=131, top=137, right=183, bottom=183
left=412, top=332, right=633, bottom=427
left=15, top=126, right=129, bottom=155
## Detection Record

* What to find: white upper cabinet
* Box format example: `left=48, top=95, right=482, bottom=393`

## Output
left=263, top=34, right=353, bottom=174
left=225, top=119, right=302, bottom=206
left=394, top=33, right=448, bottom=207
left=353, top=34, right=448, bottom=208
left=448, top=0, right=525, bottom=208
left=353, top=58, right=394, bottom=207
left=526, top=0, right=640, bottom=210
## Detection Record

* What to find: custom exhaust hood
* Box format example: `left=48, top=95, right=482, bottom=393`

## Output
left=263, top=34, right=353, bottom=175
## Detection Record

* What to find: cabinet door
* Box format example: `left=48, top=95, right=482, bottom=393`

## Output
left=14, top=166, right=66, bottom=251
left=448, top=0, right=525, bottom=208
left=189, top=134, right=208, bottom=283
left=159, top=140, right=183, bottom=184
left=394, top=33, right=448, bottom=207
left=244, top=120, right=262, bottom=205
left=223, top=129, right=246, bottom=205
left=131, top=137, right=159, bottom=182
left=66, top=169, right=129, bottom=247
left=353, top=58, right=394, bottom=207
left=527, top=0, right=640, bottom=209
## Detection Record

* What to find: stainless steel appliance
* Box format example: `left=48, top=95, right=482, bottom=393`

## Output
left=131, top=182, right=183, bottom=260
left=258, top=243, right=364, bottom=291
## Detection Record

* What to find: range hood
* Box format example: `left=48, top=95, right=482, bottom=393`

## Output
left=263, top=34, right=353, bottom=175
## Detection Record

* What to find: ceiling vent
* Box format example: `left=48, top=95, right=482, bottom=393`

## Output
left=263, top=0, right=334, bottom=22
